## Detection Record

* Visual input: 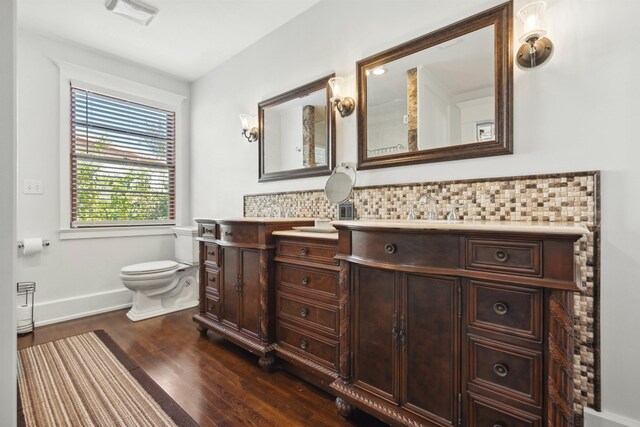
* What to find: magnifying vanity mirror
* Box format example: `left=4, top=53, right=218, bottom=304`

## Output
left=258, top=75, right=336, bottom=181
left=356, top=2, right=512, bottom=170
left=325, top=162, right=357, bottom=204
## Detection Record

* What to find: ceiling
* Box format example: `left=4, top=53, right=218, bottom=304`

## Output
left=18, top=0, right=321, bottom=81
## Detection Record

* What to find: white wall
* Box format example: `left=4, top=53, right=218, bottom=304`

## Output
left=0, top=0, right=17, bottom=425
left=190, top=0, right=640, bottom=423
left=16, top=30, right=191, bottom=325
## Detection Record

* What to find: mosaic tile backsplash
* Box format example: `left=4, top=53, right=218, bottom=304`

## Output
left=245, top=171, right=600, bottom=417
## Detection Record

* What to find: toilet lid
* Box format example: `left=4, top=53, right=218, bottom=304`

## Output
left=121, top=260, right=179, bottom=275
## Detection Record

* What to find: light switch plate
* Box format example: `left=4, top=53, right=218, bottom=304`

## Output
left=23, top=180, right=43, bottom=194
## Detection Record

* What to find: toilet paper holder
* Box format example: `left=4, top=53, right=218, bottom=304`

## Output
left=17, top=240, right=51, bottom=249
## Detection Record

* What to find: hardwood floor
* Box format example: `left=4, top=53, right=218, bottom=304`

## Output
left=18, top=308, right=386, bottom=427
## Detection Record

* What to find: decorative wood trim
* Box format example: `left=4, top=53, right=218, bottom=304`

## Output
left=330, top=379, right=428, bottom=427
left=546, top=290, right=575, bottom=427
left=193, top=314, right=275, bottom=357
left=337, top=260, right=350, bottom=381
left=273, top=344, right=340, bottom=380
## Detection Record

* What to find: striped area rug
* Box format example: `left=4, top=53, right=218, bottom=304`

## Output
left=17, top=330, right=198, bottom=427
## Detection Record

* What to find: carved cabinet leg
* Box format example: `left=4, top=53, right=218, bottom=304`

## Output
left=258, top=354, right=276, bottom=372
left=336, top=397, right=354, bottom=418
left=197, top=325, right=208, bottom=336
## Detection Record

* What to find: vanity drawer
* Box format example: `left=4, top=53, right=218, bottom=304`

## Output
left=350, top=231, right=460, bottom=269
left=466, top=238, right=541, bottom=277
left=277, top=321, right=339, bottom=371
left=205, top=268, right=220, bottom=294
left=468, top=335, right=542, bottom=407
left=468, top=281, right=542, bottom=342
left=468, top=393, right=541, bottom=427
left=218, top=223, right=258, bottom=245
left=278, top=264, right=339, bottom=300
left=277, top=239, right=338, bottom=266
left=199, top=223, right=216, bottom=238
left=204, top=294, right=220, bottom=321
left=277, top=293, right=338, bottom=336
left=204, top=243, right=219, bottom=266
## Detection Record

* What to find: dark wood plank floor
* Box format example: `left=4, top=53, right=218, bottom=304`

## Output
left=18, top=308, right=386, bottom=427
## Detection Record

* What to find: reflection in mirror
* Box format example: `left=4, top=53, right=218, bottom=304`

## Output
left=264, top=90, right=328, bottom=173
left=356, top=2, right=512, bottom=170
left=366, top=25, right=495, bottom=158
left=259, top=75, right=335, bottom=182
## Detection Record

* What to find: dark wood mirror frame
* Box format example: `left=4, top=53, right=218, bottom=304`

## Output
left=258, top=74, right=336, bottom=182
left=356, top=2, right=513, bottom=170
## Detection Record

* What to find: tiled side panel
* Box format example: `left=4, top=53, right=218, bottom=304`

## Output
left=245, top=171, right=600, bottom=416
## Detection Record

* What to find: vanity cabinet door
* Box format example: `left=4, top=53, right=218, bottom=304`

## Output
left=402, top=274, right=460, bottom=426
left=239, top=249, right=260, bottom=339
left=352, top=266, right=400, bottom=403
left=221, top=247, right=240, bottom=329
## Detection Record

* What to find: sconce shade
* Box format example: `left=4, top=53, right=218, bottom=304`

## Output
left=328, top=77, right=344, bottom=100
left=517, top=1, right=548, bottom=43
left=239, top=114, right=252, bottom=131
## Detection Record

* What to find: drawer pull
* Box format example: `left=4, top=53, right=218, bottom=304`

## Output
left=224, top=231, right=232, bottom=237
left=494, top=249, right=509, bottom=262
left=493, top=363, right=509, bottom=377
left=299, top=308, right=309, bottom=318
left=300, top=247, right=308, bottom=256
left=203, top=227, right=213, bottom=235
left=493, top=424, right=505, bottom=427
left=301, top=277, right=309, bottom=286
left=384, top=243, right=397, bottom=254
left=493, top=302, right=508, bottom=315
left=299, top=340, right=308, bottom=350
left=207, top=303, right=214, bottom=312
left=207, top=250, right=215, bottom=256
left=208, top=277, right=216, bottom=283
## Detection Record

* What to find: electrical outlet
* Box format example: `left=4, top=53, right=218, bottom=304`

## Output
left=23, top=180, right=43, bottom=195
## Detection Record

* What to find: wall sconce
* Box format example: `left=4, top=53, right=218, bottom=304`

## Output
left=239, top=114, right=258, bottom=143
left=516, top=1, right=553, bottom=68
left=328, top=77, right=355, bottom=118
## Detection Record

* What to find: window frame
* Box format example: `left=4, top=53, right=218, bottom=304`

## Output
left=56, top=60, right=187, bottom=240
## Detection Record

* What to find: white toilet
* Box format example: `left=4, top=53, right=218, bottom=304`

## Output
left=120, top=226, right=199, bottom=321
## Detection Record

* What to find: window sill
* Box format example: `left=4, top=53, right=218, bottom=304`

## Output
left=59, top=226, right=175, bottom=240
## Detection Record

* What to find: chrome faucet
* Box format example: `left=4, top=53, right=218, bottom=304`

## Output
left=419, top=194, right=438, bottom=220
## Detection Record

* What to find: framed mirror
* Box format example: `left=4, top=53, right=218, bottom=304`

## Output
left=258, top=74, right=336, bottom=182
left=356, top=2, right=512, bottom=170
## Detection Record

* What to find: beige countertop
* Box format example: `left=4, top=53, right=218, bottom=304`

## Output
left=331, top=219, right=590, bottom=236
left=272, top=230, right=339, bottom=240
left=194, top=217, right=315, bottom=223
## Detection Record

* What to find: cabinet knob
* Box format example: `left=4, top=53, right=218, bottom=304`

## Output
left=208, top=277, right=216, bottom=283
left=384, top=243, right=397, bottom=254
left=224, top=231, right=232, bottom=237
left=493, top=424, right=505, bottom=427
left=203, top=227, right=213, bottom=235
left=207, top=250, right=215, bottom=256
left=299, top=308, right=309, bottom=318
left=301, top=277, right=309, bottom=286
left=300, top=247, right=308, bottom=256
left=493, top=363, right=509, bottom=377
left=493, top=302, right=508, bottom=315
left=207, top=304, right=214, bottom=312
left=299, top=340, right=308, bottom=350
left=494, top=249, right=509, bottom=262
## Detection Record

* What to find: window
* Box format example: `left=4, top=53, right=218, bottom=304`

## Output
left=70, top=85, right=176, bottom=228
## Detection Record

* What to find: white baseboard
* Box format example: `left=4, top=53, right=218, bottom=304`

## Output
left=584, top=408, right=640, bottom=427
left=33, top=288, right=132, bottom=327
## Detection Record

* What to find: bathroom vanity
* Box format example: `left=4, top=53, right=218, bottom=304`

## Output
left=193, top=218, right=313, bottom=369
left=194, top=218, right=587, bottom=427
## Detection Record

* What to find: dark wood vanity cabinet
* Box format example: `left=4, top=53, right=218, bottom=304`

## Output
left=331, top=225, right=583, bottom=427
left=193, top=219, right=313, bottom=369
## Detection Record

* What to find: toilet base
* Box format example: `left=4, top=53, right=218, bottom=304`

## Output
left=126, top=299, right=199, bottom=322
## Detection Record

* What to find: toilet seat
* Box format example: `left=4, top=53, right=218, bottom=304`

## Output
left=121, top=260, right=179, bottom=276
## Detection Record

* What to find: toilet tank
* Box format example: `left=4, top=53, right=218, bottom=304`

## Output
left=172, top=226, right=198, bottom=265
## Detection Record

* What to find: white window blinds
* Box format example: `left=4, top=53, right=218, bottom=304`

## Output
left=70, top=86, right=176, bottom=227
